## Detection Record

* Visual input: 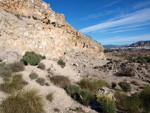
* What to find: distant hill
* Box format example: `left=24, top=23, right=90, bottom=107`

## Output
left=103, top=45, right=124, bottom=49
left=129, top=41, right=150, bottom=47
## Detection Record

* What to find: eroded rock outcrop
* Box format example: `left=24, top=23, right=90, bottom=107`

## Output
left=0, top=0, right=105, bottom=61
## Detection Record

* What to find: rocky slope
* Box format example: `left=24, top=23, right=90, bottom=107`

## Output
left=0, top=0, right=105, bottom=62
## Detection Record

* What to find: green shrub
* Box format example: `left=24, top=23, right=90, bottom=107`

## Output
left=6, top=62, right=25, bottom=72
left=36, top=78, right=45, bottom=86
left=78, top=78, right=108, bottom=93
left=97, top=95, right=116, bottom=113
left=1, top=89, right=44, bottom=113
left=139, top=85, right=150, bottom=112
left=114, top=91, right=140, bottom=113
left=123, top=98, right=141, bottom=113
left=0, top=74, right=27, bottom=93
left=46, top=93, right=53, bottom=102
left=112, top=82, right=116, bottom=89
left=29, top=72, right=38, bottom=80
left=50, top=76, right=70, bottom=88
left=66, top=85, right=80, bottom=100
left=37, top=63, right=45, bottom=70
left=21, top=51, right=45, bottom=66
left=57, top=59, right=65, bottom=68
left=118, top=81, right=131, bottom=92
left=79, top=90, right=95, bottom=106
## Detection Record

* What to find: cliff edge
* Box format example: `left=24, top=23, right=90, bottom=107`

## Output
left=0, top=0, right=105, bottom=60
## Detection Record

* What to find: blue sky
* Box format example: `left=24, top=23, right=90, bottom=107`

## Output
left=44, top=0, right=150, bottom=45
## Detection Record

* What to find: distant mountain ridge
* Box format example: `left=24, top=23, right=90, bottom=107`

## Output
left=129, top=41, right=150, bottom=47
left=103, top=45, right=124, bottom=49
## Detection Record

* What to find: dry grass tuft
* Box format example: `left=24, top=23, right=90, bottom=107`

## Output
left=1, top=89, right=44, bottom=113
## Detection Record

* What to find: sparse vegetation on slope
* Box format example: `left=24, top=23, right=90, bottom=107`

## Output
left=6, top=62, right=25, bottom=72
left=50, top=75, right=70, bottom=88
left=0, top=74, right=27, bottom=93
left=77, top=78, right=108, bottom=93
left=1, top=89, right=44, bottom=113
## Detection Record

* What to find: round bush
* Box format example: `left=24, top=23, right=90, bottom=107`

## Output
left=118, top=82, right=131, bottom=92
left=97, top=95, right=116, bottom=113
left=79, top=90, right=95, bottom=106
left=66, top=85, right=80, bottom=100
left=112, top=82, right=116, bottom=89
left=21, top=51, right=45, bottom=66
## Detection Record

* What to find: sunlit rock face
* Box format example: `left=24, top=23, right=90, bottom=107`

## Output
left=0, top=0, right=105, bottom=60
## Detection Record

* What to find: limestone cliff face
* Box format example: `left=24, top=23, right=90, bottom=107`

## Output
left=0, top=0, right=105, bottom=60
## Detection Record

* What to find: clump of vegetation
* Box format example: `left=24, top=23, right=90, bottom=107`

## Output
left=115, top=91, right=140, bottom=113
left=37, top=63, right=45, bottom=70
left=45, top=82, right=50, bottom=86
left=118, top=81, right=131, bottom=92
left=66, top=85, right=80, bottom=100
left=57, top=59, right=65, bottom=68
left=79, top=90, right=95, bottom=106
left=111, top=82, right=117, bottom=89
left=119, top=66, right=135, bottom=77
left=0, top=74, right=27, bottom=93
left=65, top=85, right=95, bottom=106
left=21, top=51, right=45, bottom=66
left=97, top=95, right=116, bottom=113
left=77, top=78, right=108, bottom=93
left=0, top=69, right=12, bottom=78
left=29, top=72, right=38, bottom=80
left=1, top=89, right=44, bottom=113
left=0, top=63, right=5, bottom=70
left=54, top=108, right=60, bottom=112
left=46, top=93, right=53, bottom=102
left=50, top=76, right=70, bottom=88
left=6, top=62, right=25, bottom=72
left=36, top=78, right=45, bottom=86
left=139, top=85, right=150, bottom=112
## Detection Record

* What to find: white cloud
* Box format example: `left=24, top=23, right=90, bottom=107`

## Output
left=95, top=0, right=122, bottom=11
left=100, top=34, right=150, bottom=44
left=78, top=9, right=118, bottom=21
left=79, top=8, right=150, bottom=33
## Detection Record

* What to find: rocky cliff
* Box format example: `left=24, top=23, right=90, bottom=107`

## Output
left=0, top=0, right=105, bottom=61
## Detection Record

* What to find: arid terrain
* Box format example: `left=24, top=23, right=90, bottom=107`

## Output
left=0, top=0, right=150, bottom=113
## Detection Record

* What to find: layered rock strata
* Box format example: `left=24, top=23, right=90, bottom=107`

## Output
left=0, top=0, right=105, bottom=60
